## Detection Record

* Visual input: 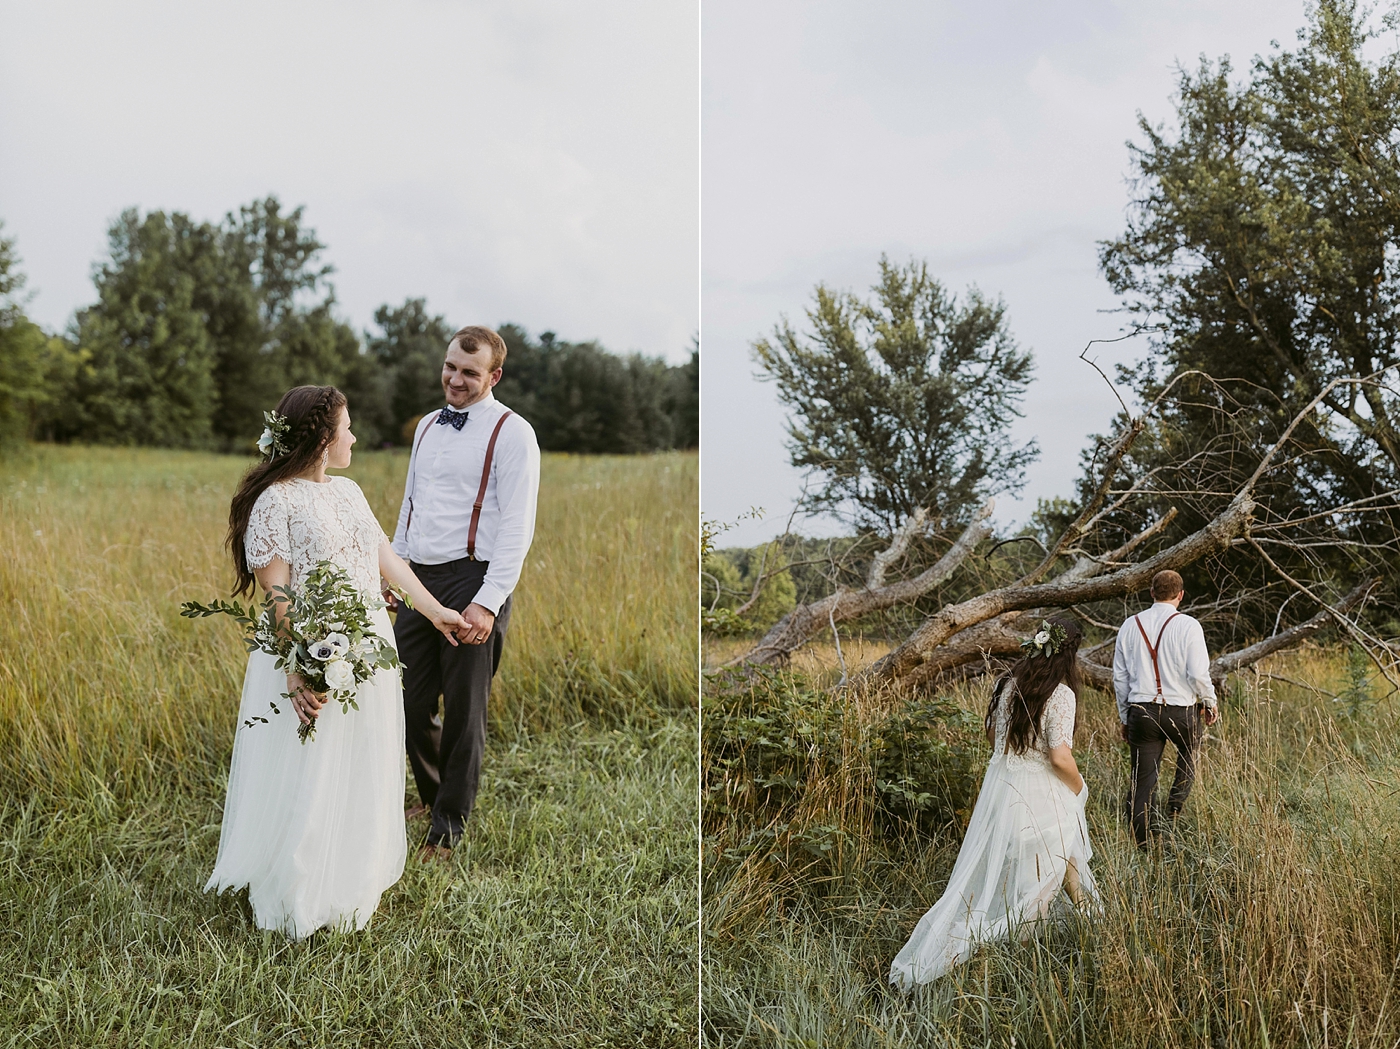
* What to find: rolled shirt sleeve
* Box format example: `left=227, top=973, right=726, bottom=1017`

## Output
left=1186, top=619, right=1218, bottom=710
left=1113, top=621, right=1133, bottom=724
left=471, top=420, right=541, bottom=615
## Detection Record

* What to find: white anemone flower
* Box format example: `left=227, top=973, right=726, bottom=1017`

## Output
left=309, top=639, right=338, bottom=661
left=257, top=428, right=274, bottom=455
left=322, top=632, right=350, bottom=656
left=1033, top=631, right=1051, bottom=646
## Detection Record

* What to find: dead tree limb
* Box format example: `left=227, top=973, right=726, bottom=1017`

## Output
left=726, top=500, right=995, bottom=668
left=893, top=511, right=1185, bottom=684
left=867, top=507, right=930, bottom=589
left=857, top=375, right=1372, bottom=689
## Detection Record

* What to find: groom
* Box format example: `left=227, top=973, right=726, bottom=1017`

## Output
left=389, top=325, right=541, bottom=859
left=1113, top=569, right=1220, bottom=848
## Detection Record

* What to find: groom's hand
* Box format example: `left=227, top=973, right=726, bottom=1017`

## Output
left=458, top=602, right=496, bottom=644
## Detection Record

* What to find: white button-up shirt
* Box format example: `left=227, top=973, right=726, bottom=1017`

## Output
left=391, top=392, right=541, bottom=615
left=1112, top=601, right=1218, bottom=724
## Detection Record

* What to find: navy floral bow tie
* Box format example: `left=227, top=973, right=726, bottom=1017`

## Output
left=436, top=406, right=469, bottom=430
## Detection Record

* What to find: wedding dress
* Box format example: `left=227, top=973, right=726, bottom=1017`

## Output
left=890, top=681, right=1098, bottom=987
left=205, top=476, right=407, bottom=939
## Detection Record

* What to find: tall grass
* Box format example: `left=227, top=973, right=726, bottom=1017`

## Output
left=0, top=445, right=697, bottom=803
left=0, top=444, right=698, bottom=1047
left=702, top=643, right=1400, bottom=1048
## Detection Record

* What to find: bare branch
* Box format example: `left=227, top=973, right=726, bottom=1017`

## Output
left=728, top=500, right=995, bottom=668
left=867, top=507, right=930, bottom=589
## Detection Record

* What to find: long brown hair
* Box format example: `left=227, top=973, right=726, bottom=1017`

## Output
left=226, top=385, right=347, bottom=596
left=985, top=614, right=1084, bottom=755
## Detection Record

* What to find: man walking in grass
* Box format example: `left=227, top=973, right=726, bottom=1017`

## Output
left=1114, top=569, right=1220, bottom=848
left=389, top=325, right=541, bottom=862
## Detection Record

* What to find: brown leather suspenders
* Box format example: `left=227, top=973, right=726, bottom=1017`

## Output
left=1133, top=611, right=1183, bottom=703
left=402, top=408, right=514, bottom=561
left=467, top=411, right=513, bottom=560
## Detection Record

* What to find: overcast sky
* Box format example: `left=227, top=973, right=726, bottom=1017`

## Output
left=0, top=0, right=697, bottom=363
left=702, top=0, right=1324, bottom=545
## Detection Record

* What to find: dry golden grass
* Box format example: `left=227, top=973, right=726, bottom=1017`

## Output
left=0, top=443, right=699, bottom=1046
left=703, top=642, right=1400, bottom=1048
left=0, top=444, right=697, bottom=802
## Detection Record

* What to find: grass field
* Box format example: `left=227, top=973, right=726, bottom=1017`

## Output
left=702, top=639, right=1400, bottom=1048
left=0, top=444, right=698, bottom=1047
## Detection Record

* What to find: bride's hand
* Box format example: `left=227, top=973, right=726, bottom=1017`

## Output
left=286, top=673, right=326, bottom=725
left=427, top=606, right=465, bottom=647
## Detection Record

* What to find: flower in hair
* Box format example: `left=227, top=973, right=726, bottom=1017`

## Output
left=1020, top=619, right=1068, bottom=658
left=257, top=410, right=292, bottom=460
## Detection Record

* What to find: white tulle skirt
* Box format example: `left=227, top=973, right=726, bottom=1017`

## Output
left=890, top=753, right=1098, bottom=987
left=205, top=607, right=407, bottom=939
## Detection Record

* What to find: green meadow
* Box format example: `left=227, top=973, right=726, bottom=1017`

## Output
left=0, top=444, right=698, bottom=1048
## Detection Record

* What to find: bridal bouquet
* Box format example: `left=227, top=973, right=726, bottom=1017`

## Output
left=181, top=560, right=400, bottom=742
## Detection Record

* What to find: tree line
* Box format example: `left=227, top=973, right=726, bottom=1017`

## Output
left=0, top=199, right=697, bottom=454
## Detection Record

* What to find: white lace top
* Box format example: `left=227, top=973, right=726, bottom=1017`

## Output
left=244, top=477, right=389, bottom=596
left=991, top=680, right=1076, bottom=768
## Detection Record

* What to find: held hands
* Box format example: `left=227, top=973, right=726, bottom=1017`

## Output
left=287, top=673, right=326, bottom=726
left=457, top=603, right=496, bottom=645
left=426, top=605, right=467, bottom=646
left=1202, top=705, right=1220, bottom=726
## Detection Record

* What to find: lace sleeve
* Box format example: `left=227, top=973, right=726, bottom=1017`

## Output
left=1041, top=684, right=1076, bottom=750
left=245, top=485, right=292, bottom=571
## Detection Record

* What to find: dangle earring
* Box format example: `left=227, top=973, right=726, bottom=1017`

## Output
left=322, top=447, right=329, bottom=468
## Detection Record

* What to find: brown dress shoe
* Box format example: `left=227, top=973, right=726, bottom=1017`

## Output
left=404, top=803, right=429, bottom=820
left=417, top=843, right=452, bottom=864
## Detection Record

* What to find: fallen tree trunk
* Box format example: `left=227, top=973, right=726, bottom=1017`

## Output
left=727, top=500, right=995, bottom=668
left=859, top=377, right=1364, bottom=688
left=896, top=511, right=1183, bottom=684
left=966, top=579, right=1377, bottom=692
left=860, top=491, right=1256, bottom=687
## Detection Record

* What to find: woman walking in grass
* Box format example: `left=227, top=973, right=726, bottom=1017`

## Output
left=205, top=385, right=469, bottom=939
left=890, top=614, right=1098, bottom=987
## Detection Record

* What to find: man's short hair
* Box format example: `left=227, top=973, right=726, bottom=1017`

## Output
left=449, top=325, right=508, bottom=371
left=1151, top=569, right=1184, bottom=601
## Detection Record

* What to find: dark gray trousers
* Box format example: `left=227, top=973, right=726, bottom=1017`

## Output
left=395, top=558, right=511, bottom=847
left=1126, top=702, right=1201, bottom=847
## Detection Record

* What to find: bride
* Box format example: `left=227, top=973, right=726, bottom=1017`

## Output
left=890, top=614, right=1098, bottom=987
left=204, top=384, right=468, bottom=939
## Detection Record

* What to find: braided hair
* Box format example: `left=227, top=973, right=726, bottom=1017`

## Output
left=226, top=385, right=347, bottom=596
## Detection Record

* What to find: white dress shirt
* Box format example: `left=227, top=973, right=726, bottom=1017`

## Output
left=391, top=392, right=541, bottom=615
left=1112, top=601, right=1218, bottom=724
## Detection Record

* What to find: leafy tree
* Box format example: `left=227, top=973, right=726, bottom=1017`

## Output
left=363, top=298, right=455, bottom=443
left=210, top=197, right=342, bottom=447
left=0, top=225, right=58, bottom=445
left=497, top=327, right=698, bottom=453
left=68, top=198, right=361, bottom=451
left=665, top=339, right=699, bottom=449
left=753, top=256, right=1037, bottom=535
left=69, top=209, right=220, bottom=446
left=1091, top=0, right=1400, bottom=634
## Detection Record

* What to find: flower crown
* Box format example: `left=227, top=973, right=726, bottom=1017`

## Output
left=1020, top=619, right=1069, bottom=658
left=256, top=410, right=292, bottom=460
